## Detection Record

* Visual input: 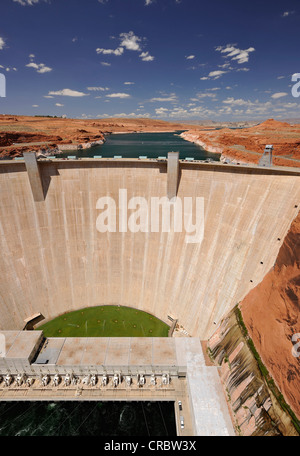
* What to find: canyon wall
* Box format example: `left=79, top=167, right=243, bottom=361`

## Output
left=208, top=307, right=299, bottom=435
left=0, top=160, right=299, bottom=339
left=240, top=211, right=300, bottom=419
left=181, top=119, right=300, bottom=168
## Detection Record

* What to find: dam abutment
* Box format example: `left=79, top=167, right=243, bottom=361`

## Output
left=208, top=306, right=300, bottom=435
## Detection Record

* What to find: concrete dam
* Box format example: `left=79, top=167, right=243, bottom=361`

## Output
left=0, top=155, right=299, bottom=338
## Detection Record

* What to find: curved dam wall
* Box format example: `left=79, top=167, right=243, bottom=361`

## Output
left=0, top=159, right=299, bottom=339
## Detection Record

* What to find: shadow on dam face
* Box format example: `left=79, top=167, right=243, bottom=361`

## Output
left=0, top=160, right=299, bottom=339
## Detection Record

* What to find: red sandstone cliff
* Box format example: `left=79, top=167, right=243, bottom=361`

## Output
left=181, top=119, right=300, bottom=168
left=240, top=211, right=300, bottom=418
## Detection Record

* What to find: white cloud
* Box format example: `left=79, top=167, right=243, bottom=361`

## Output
left=216, top=44, right=255, bottom=64
left=186, top=55, right=195, bottom=60
left=96, top=31, right=154, bottom=63
left=13, top=0, right=43, bottom=5
left=55, top=103, right=64, bottom=107
left=48, top=88, right=88, bottom=97
left=200, top=70, right=228, bottom=80
left=43, top=95, right=53, bottom=98
left=101, top=62, right=111, bottom=66
left=32, top=104, right=39, bottom=107
left=0, top=65, right=17, bottom=72
left=282, top=102, right=297, bottom=108
left=150, top=91, right=300, bottom=120
left=271, top=92, right=288, bottom=99
left=220, top=97, right=278, bottom=117
left=282, top=11, right=295, bottom=17
left=149, top=93, right=177, bottom=102
left=218, top=63, right=232, bottom=69
left=222, top=97, right=250, bottom=106
left=96, top=47, right=124, bottom=56
left=145, top=0, right=154, bottom=5
left=106, top=93, right=131, bottom=98
left=195, top=92, right=217, bottom=99
left=208, top=70, right=227, bottom=79
left=111, top=112, right=151, bottom=118
left=119, top=31, right=142, bottom=51
left=26, top=61, right=52, bottom=73
left=155, top=107, right=169, bottom=116
left=139, top=51, right=154, bottom=62
left=0, top=37, right=6, bottom=50
left=87, top=86, right=109, bottom=91
left=124, top=81, right=135, bottom=85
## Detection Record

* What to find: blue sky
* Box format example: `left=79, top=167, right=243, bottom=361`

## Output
left=0, top=0, right=299, bottom=121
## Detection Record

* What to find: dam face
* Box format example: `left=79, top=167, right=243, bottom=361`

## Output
left=0, top=158, right=299, bottom=338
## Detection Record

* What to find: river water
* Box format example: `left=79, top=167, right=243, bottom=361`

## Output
left=57, top=131, right=220, bottom=161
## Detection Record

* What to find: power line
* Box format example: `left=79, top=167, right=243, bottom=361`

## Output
left=141, top=402, right=150, bottom=436
left=0, top=401, right=44, bottom=435
left=158, top=402, right=168, bottom=436
left=30, top=402, right=63, bottom=436
left=73, top=401, right=99, bottom=435
left=52, top=402, right=82, bottom=436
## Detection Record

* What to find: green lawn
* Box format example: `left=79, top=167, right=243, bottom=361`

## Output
left=36, top=305, right=169, bottom=338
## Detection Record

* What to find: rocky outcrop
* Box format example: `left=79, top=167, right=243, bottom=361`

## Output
left=208, top=209, right=300, bottom=435
left=181, top=119, right=300, bottom=168
left=57, top=139, right=105, bottom=152
left=0, top=131, right=63, bottom=147
left=208, top=307, right=300, bottom=436
left=240, top=211, right=300, bottom=419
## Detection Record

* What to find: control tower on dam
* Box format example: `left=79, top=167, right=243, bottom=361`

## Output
left=0, top=154, right=299, bottom=338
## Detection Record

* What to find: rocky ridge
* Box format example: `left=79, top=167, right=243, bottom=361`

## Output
left=240, top=211, right=300, bottom=419
left=181, top=119, right=300, bottom=168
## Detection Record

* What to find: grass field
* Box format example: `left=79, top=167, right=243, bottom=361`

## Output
left=37, top=306, right=169, bottom=338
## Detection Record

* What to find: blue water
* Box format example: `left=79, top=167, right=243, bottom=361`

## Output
left=57, top=131, right=220, bottom=161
